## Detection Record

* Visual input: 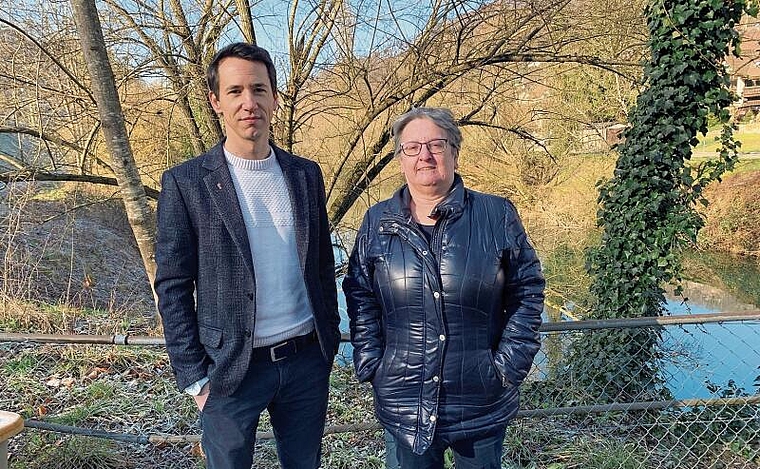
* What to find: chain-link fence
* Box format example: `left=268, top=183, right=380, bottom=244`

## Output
left=1, top=311, right=758, bottom=468
left=510, top=311, right=760, bottom=469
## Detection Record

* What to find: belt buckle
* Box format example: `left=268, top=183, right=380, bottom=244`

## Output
left=270, top=341, right=292, bottom=362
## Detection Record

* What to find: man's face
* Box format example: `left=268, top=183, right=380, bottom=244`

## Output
left=209, top=57, right=277, bottom=151
left=397, top=117, right=458, bottom=193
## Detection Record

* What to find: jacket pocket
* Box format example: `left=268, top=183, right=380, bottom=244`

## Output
left=490, top=350, right=515, bottom=389
left=198, top=325, right=223, bottom=348
left=369, top=348, right=389, bottom=384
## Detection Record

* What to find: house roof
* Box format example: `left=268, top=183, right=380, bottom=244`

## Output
left=727, top=25, right=760, bottom=79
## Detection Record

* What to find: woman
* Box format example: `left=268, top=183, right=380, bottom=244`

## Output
left=343, top=107, right=545, bottom=468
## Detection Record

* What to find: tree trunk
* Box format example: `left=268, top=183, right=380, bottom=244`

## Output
left=167, top=0, right=224, bottom=143
left=70, top=0, right=159, bottom=320
left=236, top=0, right=257, bottom=44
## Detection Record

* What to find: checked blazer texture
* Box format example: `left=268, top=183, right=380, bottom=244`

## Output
left=154, top=141, right=340, bottom=397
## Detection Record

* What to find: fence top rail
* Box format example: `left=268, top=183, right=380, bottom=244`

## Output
left=0, top=333, right=165, bottom=346
left=0, top=310, right=758, bottom=346
left=541, top=309, right=760, bottom=333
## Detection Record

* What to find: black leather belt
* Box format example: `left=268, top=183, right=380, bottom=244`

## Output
left=251, top=330, right=318, bottom=362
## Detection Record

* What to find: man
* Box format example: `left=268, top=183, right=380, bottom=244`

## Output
left=154, top=42, right=340, bottom=469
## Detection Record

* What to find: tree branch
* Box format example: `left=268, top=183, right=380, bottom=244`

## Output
left=0, top=17, right=96, bottom=104
left=0, top=170, right=159, bottom=200
left=0, top=126, right=114, bottom=173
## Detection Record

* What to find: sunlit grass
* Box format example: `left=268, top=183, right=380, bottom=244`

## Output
left=694, top=121, right=760, bottom=155
left=0, top=298, right=157, bottom=335
left=733, top=158, right=760, bottom=173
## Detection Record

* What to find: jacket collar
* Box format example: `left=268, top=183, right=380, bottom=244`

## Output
left=201, top=139, right=297, bottom=170
left=387, top=173, right=466, bottom=221
left=200, top=139, right=310, bottom=277
left=201, top=140, right=226, bottom=170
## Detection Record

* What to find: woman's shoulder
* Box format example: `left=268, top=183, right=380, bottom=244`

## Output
left=465, top=188, right=516, bottom=212
left=365, top=191, right=403, bottom=217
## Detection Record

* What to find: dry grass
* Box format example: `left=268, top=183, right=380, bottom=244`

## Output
left=0, top=182, right=155, bottom=322
left=694, top=120, right=760, bottom=155
left=699, top=170, right=760, bottom=256
left=1, top=341, right=385, bottom=469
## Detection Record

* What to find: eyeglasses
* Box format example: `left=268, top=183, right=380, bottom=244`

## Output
left=398, top=138, right=449, bottom=157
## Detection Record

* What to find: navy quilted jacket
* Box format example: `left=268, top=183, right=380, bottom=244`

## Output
left=343, top=175, right=545, bottom=454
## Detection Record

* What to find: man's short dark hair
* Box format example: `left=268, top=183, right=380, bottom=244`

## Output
left=207, top=43, right=277, bottom=98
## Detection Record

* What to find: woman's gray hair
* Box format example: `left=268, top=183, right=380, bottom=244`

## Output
left=391, top=107, right=462, bottom=155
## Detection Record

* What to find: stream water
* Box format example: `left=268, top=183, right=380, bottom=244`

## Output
left=662, top=255, right=760, bottom=399
left=335, top=250, right=760, bottom=400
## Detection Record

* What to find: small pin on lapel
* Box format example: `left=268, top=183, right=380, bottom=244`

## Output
left=216, top=183, right=222, bottom=190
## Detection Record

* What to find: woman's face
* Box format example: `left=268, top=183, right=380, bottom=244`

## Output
left=397, top=117, right=458, bottom=195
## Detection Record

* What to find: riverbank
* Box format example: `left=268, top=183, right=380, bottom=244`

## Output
left=1, top=144, right=758, bottom=467
left=699, top=170, right=760, bottom=257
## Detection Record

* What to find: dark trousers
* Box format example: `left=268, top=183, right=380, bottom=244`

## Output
left=393, top=427, right=507, bottom=469
left=199, top=339, right=331, bottom=469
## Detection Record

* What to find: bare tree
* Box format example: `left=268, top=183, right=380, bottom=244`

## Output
left=2, top=0, right=644, bottom=213
left=279, top=0, right=646, bottom=226
left=236, top=0, right=257, bottom=43
left=69, top=0, right=157, bottom=306
left=276, top=0, right=344, bottom=151
left=0, top=0, right=647, bottom=297
left=99, top=0, right=231, bottom=152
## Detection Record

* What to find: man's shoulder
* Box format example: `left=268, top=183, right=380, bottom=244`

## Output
left=165, top=155, right=202, bottom=176
left=273, top=146, right=321, bottom=172
left=164, top=143, right=224, bottom=179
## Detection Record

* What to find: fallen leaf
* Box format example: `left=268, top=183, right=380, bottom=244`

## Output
left=46, top=378, right=61, bottom=387
left=190, top=442, right=205, bottom=459
left=85, top=367, right=108, bottom=380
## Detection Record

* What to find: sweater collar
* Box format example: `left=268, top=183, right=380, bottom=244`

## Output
left=224, top=146, right=276, bottom=171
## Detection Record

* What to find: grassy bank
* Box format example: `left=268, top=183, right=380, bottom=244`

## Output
left=0, top=330, right=384, bottom=468
left=694, top=120, right=760, bottom=156
left=3, top=309, right=756, bottom=468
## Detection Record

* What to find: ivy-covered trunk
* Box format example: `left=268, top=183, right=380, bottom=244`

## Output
left=569, top=0, right=756, bottom=403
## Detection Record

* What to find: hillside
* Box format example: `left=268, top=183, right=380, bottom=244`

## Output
left=699, top=169, right=760, bottom=256
left=0, top=182, right=154, bottom=331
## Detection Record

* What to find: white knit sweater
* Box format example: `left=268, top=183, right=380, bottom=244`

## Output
left=225, top=147, right=315, bottom=347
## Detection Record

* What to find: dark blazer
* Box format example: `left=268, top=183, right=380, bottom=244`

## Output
left=154, top=141, right=340, bottom=397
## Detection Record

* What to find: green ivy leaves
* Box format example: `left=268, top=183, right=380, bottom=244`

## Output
left=567, top=0, right=757, bottom=404
left=588, top=0, right=753, bottom=321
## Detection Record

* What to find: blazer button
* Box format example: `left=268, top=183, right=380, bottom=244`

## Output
left=245, top=330, right=252, bottom=338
